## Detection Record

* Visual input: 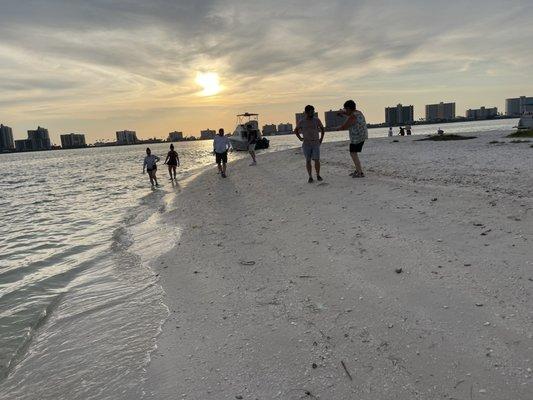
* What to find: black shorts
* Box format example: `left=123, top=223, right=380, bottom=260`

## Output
left=349, top=141, right=364, bottom=153
left=167, top=161, right=177, bottom=167
left=215, top=151, right=228, bottom=164
left=147, top=166, right=157, bottom=172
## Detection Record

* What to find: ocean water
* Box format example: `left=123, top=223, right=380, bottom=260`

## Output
left=0, top=118, right=518, bottom=399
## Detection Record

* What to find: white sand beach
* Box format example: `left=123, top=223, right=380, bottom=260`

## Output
left=144, top=130, right=532, bottom=399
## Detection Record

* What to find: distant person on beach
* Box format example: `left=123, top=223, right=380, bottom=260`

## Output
left=437, top=128, right=444, bottom=135
left=246, top=124, right=257, bottom=166
left=406, top=125, right=412, bottom=135
left=337, top=100, right=368, bottom=178
left=143, top=148, right=160, bottom=187
left=399, top=126, right=405, bottom=136
left=294, top=104, right=325, bottom=183
left=388, top=126, right=393, bottom=137
left=213, top=128, right=231, bottom=178
left=164, top=144, right=180, bottom=180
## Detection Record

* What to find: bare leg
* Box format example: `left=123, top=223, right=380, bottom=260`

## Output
left=314, top=160, right=321, bottom=177
left=148, top=171, right=154, bottom=186
left=350, top=152, right=363, bottom=175
left=217, top=162, right=222, bottom=173
left=153, top=171, right=159, bottom=186
left=250, top=150, right=256, bottom=163
left=172, top=166, right=177, bottom=179
left=222, top=162, right=227, bottom=175
left=306, top=160, right=312, bottom=177
left=168, top=165, right=173, bottom=179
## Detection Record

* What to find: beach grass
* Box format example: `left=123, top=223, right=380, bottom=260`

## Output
left=417, top=134, right=476, bottom=141
left=506, top=129, right=533, bottom=138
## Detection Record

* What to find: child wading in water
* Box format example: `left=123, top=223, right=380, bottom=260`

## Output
left=164, top=144, right=180, bottom=180
left=143, top=147, right=160, bottom=187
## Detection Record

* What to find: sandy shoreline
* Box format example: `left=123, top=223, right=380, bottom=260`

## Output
left=144, top=130, right=532, bottom=399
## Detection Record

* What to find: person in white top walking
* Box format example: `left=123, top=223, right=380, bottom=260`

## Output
left=143, top=148, right=160, bottom=187
left=213, top=128, right=232, bottom=178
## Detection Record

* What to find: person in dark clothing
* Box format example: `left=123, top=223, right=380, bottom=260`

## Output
left=164, top=144, right=180, bottom=180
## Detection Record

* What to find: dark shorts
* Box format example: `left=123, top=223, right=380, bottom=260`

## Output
left=302, top=143, right=320, bottom=161
left=147, top=166, right=157, bottom=173
left=167, top=161, right=177, bottom=167
left=349, top=141, right=364, bottom=153
left=215, top=151, right=228, bottom=164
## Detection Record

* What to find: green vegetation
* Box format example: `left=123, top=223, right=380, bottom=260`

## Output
left=510, top=139, right=531, bottom=143
left=417, top=134, right=476, bottom=141
left=506, top=129, right=533, bottom=138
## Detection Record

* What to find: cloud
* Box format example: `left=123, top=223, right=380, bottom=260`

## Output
left=0, top=0, right=532, bottom=139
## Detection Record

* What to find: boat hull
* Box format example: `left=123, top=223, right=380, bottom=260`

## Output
left=229, top=137, right=270, bottom=151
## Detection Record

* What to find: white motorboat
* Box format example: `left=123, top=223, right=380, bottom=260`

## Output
left=517, top=111, right=533, bottom=129
left=229, top=113, right=269, bottom=151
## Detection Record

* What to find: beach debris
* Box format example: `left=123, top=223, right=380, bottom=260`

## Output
left=312, top=363, right=318, bottom=369
left=431, top=197, right=438, bottom=202
left=395, top=267, right=403, bottom=274
left=473, top=222, right=484, bottom=227
left=340, top=360, right=353, bottom=381
left=464, top=263, right=472, bottom=267
left=235, top=396, right=243, bottom=399
left=239, top=260, right=256, bottom=266
left=480, top=229, right=492, bottom=236
left=475, top=303, right=484, bottom=307
left=483, top=322, right=491, bottom=326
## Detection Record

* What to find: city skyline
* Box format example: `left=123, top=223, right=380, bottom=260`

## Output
left=1, top=0, right=532, bottom=142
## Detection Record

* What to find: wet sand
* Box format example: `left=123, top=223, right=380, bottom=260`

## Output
left=144, top=130, right=532, bottom=399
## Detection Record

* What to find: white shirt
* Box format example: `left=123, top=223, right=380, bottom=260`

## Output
left=143, top=154, right=159, bottom=170
left=213, top=135, right=231, bottom=153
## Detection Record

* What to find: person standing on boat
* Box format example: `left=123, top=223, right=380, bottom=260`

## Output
left=213, top=128, right=231, bottom=178
left=143, top=147, right=160, bottom=187
left=164, top=144, right=180, bottom=180
left=246, top=124, right=257, bottom=166
left=294, top=104, right=325, bottom=183
left=336, top=100, right=368, bottom=178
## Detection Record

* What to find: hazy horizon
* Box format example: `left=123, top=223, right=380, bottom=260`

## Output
left=1, top=0, right=532, bottom=143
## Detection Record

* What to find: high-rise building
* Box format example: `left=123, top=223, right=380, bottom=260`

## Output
left=324, top=110, right=346, bottom=129
left=60, top=133, right=86, bottom=149
left=116, top=130, right=138, bottom=145
left=506, top=96, right=533, bottom=116
left=27, top=126, right=52, bottom=150
left=425, top=102, right=456, bottom=121
left=277, top=123, right=293, bottom=134
left=466, top=107, right=498, bottom=120
left=262, top=124, right=277, bottom=136
left=200, top=129, right=216, bottom=140
left=295, top=112, right=319, bottom=125
left=168, top=131, right=183, bottom=141
left=0, top=124, right=14, bottom=152
left=384, top=104, right=414, bottom=126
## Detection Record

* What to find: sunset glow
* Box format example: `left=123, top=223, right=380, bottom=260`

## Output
left=195, top=72, right=221, bottom=97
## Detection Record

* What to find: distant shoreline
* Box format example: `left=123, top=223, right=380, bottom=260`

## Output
left=1, top=117, right=520, bottom=154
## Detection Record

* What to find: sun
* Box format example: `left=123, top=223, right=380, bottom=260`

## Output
left=195, top=72, right=221, bottom=96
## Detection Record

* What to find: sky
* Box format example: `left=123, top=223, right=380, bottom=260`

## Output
left=1, top=0, right=532, bottom=143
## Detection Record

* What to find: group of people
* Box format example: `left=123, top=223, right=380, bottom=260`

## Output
left=388, top=125, right=412, bottom=137
left=142, top=99, right=368, bottom=186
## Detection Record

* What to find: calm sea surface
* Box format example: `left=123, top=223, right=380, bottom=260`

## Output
left=0, top=119, right=518, bottom=399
